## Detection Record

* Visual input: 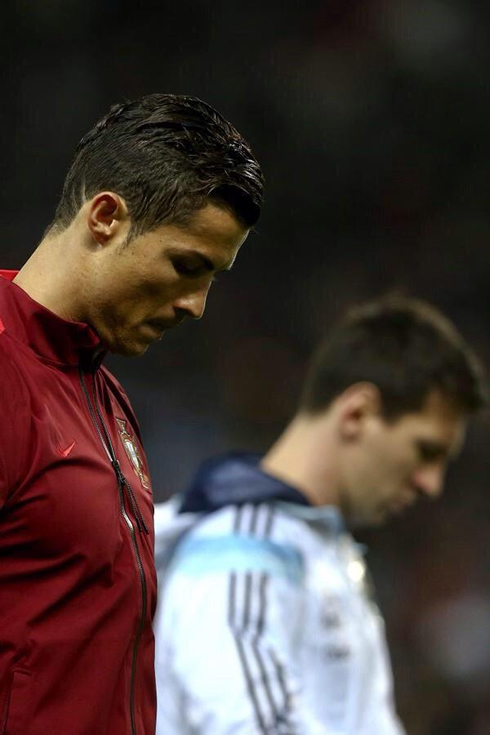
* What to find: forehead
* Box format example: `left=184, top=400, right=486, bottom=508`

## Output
left=186, top=203, right=249, bottom=242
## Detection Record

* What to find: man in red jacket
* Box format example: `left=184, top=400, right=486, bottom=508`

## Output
left=0, top=94, right=263, bottom=735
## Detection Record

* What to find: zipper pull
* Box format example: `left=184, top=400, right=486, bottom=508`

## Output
left=122, top=476, right=149, bottom=536
left=113, top=458, right=143, bottom=532
left=113, top=459, right=149, bottom=536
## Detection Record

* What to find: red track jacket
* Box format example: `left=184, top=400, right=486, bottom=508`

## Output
left=0, top=272, right=157, bottom=735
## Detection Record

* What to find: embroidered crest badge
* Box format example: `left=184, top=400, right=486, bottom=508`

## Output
left=116, top=418, right=151, bottom=491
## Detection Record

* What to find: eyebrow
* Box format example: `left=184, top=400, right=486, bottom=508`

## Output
left=191, top=251, right=233, bottom=273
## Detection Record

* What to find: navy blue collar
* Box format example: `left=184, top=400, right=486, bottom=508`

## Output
left=179, top=452, right=311, bottom=514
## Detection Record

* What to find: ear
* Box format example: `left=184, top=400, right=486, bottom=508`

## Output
left=86, top=192, right=130, bottom=246
left=337, top=382, right=382, bottom=441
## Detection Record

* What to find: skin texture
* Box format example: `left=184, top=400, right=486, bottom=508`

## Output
left=336, top=388, right=466, bottom=525
left=14, top=194, right=249, bottom=356
left=261, top=385, right=467, bottom=527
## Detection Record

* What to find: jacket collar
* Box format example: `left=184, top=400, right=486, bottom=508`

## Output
left=274, top=501, right=346, bottom=535
left=179, top=452, right=311, bottom=514
left=178, top=452, right=347, bottom=536
left=0, top=270, right=103, bottom=367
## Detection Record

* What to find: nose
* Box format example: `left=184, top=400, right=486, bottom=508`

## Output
left=174, top=287, right=209, bottom=321
left=411, top=464, right=445, bottom=500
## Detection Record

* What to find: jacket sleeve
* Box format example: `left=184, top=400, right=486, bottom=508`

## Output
left=0, top=350, right=30, bottom=509
left=155, top=531, right=337, bottom=735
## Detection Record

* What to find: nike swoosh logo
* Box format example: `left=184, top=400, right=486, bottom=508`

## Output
left=58, top=440, right=76, bottom=458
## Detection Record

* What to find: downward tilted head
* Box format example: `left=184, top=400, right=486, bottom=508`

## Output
left=38, top=94, right=265, bottom=355
left=51, top=93, right=264, bottom=237
left=295, top=295, right=487, bottom=525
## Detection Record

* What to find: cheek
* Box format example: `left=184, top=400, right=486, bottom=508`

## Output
left=364, top=440, right=413, bottom=494
left=124, top=279, right=172, bottom=311
left=347, top=448, right=386, bottom=499
left=382, top=457, right=418, bottom=497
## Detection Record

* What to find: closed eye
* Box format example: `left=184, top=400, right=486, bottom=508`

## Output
left=416, top=440, right=448, bottom=463
left=172, top=258, right=207, bottom=277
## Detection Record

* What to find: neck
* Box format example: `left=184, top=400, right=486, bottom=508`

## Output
left=14, top=225, right=88, bottom=323
left=260, top=412, right=341, bottom=507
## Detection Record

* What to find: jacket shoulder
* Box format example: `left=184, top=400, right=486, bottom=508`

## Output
left=0, top=338, right=33, bottom=505
left=0, top=335, right=31, bottom=405
left=164, top=503, right=308, bottom=589
left=192, top=502, right=310, bottom=541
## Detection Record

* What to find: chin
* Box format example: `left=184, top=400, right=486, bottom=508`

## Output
left=107, top=338, right=150, bottom=358
left=352, top=507, right=387, bottom=528
left=103, top=320, right=168, bottom=356
left=123, top=344, right=150, bottom=358
left=370, top=513, right=387, bottom=528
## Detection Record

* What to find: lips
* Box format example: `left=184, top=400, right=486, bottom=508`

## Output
left=147, top=315, right=185, bottom=331
left=146, top=320, right=167, bottom=332
left=391, top=495, right=416, bottom=514
left=142, top=322, right=166, bottom=340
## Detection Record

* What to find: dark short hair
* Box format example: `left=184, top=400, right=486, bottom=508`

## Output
left=51, top=93, right=264, bottom=235
left=300, top=295, right=487, bottom=419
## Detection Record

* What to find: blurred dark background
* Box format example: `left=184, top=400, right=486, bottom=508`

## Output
left=2, top=1, right=489, bottom=731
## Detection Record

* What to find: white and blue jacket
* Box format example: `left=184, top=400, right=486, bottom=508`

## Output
left=154, top=454, right=405, bottom=735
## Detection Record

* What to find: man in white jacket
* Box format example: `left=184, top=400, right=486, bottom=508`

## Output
left=153, top=295, right=486, bottom=734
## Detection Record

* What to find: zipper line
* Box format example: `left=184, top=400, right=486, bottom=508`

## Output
left=78, top=363, right=148, bottom=735
left=78, top=366, right=112, bottom=462
left=89, top=376, right=149, bottom=535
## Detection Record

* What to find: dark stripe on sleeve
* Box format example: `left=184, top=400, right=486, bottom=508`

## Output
left=242, top=571, right=253, bottom=631
left=256, top=573, right=269, bottom=638
left=233, top=633, right=269, bottom=734
left=251, top=638, right=281, bottom=724
left=249, top=503, right=260, bottom=535
left=229, top=562, right=269, bottom=733
left=264, top=504, right=275, bottom=538
left=228, top=502, right=296, bottom=733
left=267, top=647, right=293, bottom=716
left=228, top=571, right=237, bottom=628
left=233, top=505, right=244, bottom=534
